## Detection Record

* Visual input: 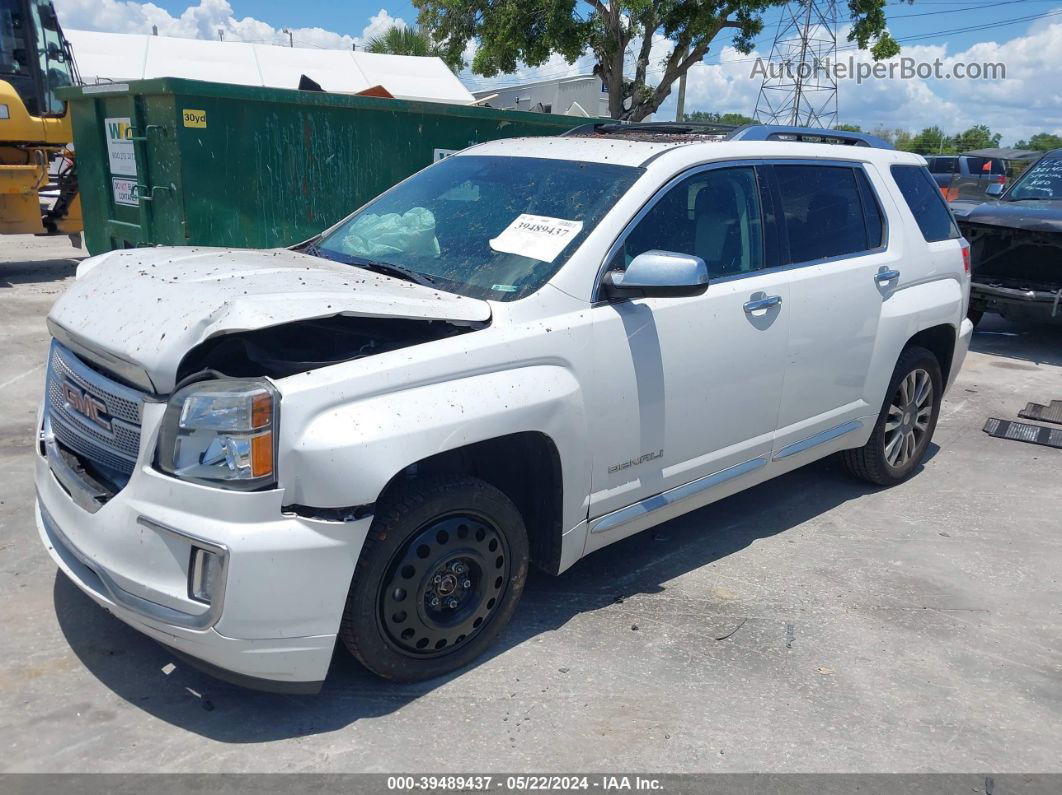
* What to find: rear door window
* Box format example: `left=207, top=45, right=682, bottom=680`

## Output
left=773, top=165, right=874, bottom=263
left=927, top=157, right=959, bottom=174
left=854, top=168, right=885, bottom=249
left=965, top=156, right=1006, bottom=176
left=890, top=165, right=960, bottom=242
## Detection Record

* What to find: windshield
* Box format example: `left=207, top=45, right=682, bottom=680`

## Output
left=0, top=0, right=71, bottom=116
left=1006, top=156, right=1062, bottom=201
left=316, top=155, right=643, bottom=301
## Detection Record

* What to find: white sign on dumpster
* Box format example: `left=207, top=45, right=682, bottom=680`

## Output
left=104, top=116, right=137, bottom=176
left=111, top=177, right=139, bottom=206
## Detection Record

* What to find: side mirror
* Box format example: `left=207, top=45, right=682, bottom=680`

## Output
left=985, top=183, right=1005, bottom=198
left=603, top=250, right=709, bottom=298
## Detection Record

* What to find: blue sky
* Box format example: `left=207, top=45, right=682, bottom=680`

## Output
left=136, top=0, right=1060, bottom=57
left=55, top=0, right=1062, bottom=141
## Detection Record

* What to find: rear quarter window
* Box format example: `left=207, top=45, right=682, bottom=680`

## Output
left=890, top=165, right=960, bottom=243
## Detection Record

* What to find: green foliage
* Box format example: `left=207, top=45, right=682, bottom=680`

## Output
left=909, top=126, right=955, bottom=155
left=414, top=0, right=900, bottom=121
left=834, top=123, right=862, bottom=132
left=1015, top=132, right=1062, bottom=152
left=684, top=111, right=755, bottom=126
left=365, top=24, right=465, bottom=72
left=954, top=124, right=1001, bottom=152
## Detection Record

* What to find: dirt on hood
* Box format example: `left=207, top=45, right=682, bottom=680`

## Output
left=48, top=246, right=491, bottom=393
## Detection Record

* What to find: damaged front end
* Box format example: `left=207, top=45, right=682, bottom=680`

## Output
left=960, top=220, right=1062, bottom=324
left=177, top=314, right=472, bottom=383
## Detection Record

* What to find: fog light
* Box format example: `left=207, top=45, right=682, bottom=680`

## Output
left=189, top=546, right=221, bottom=604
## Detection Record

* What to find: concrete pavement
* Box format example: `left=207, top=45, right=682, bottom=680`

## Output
left=1, top=235, right=1059, bottom=773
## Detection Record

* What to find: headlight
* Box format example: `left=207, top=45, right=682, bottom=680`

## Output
left=157, top=379, right=278, bottom=489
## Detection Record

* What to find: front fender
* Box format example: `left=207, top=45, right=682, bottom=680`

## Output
left=278, top=364, right=588, bottom=529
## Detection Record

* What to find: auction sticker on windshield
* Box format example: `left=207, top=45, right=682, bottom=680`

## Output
left=489, top=214, right=583, bottom=263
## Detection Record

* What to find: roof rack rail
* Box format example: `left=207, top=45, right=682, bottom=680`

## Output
left=727, top=124, right=894, bottom=149
left=561, top=120, right=894, bottom=150
left=563, top=121, right=739, bottom=137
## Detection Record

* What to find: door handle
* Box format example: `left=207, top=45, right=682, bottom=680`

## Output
left=875, top=268, right=901, bottom=285
left=743, top=295, right=782, bottom=313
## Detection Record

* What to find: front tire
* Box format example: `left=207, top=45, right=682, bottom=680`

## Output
left=840, top=346, right=943, bottom=487
left=340, top=475, right=529, bottom=682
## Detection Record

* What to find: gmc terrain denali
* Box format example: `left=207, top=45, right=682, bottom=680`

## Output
left=35, top=125, right=974, bottom=692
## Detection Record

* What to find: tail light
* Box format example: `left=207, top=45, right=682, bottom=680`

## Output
left=961, top=241, right=971, bottom=275
left=996, top=174, right=1006, bottom=185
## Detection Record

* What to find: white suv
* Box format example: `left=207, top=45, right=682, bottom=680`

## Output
left=35, top=125, right=973, bottom=692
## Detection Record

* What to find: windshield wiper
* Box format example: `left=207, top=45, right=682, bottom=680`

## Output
left=345, top=256, right=439, bottom=288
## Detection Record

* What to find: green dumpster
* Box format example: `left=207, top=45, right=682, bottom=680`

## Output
left=60, top=78, right=594, bottom=255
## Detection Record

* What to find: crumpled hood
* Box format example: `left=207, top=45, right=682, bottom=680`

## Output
left=952, top=199, right=1062, bottom=233
left=48, top=246, right=491, bottom=394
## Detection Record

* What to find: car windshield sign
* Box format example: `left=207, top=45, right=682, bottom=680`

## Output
left=1006, top=156, right=1062, bottom=201
left=317, top=155, right=643, bottom=301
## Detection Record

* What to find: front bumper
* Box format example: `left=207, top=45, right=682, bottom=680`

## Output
left=35, top=405, right=372, bottom=692
left=971, top=281, right=1062, bottom=324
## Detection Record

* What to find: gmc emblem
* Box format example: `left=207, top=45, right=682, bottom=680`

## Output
left=62, top=382, right=112, bottom=432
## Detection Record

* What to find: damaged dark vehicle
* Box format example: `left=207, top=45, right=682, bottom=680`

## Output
left=952, top=149, right=1062, bottom=325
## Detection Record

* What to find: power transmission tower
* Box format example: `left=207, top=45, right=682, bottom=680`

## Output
left=754, top=0, right=840, bottom=128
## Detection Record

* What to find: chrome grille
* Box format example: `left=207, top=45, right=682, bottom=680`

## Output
left=46, top=341, right=145, bottom=476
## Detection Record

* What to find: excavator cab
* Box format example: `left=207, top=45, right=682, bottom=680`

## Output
left=0, top=0, right=81, bottom=236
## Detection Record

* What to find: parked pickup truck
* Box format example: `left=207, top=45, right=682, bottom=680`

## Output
left=35, top=125, right=973, bottom=692
left=926, top=154, right=1007, bottom=201
left=952, top=148, right=1062, bottom=325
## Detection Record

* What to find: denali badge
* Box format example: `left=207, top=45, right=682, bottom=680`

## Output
left=62, top=382, right=112, bottom=432
left=608, top=449, right=663, bottom=474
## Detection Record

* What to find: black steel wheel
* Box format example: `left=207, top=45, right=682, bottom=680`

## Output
left=380, top=514, right=511, bottom=657
left=340, top=475, right=529, bottom=682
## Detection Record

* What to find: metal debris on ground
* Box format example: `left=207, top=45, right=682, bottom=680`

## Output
left=983, top=418, right=1062, bottom=449
left=1018, top=400, right=1062, bottom=426
left=714, top=617, right=747, bottom=641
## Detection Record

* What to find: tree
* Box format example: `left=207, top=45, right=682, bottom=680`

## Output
left=684, top=110, right=755, bottom=125
left=834, top=123, right=862, bottom=132
left=365, top=24, right=464, bottom=72
left=908, top=126, right=955, bottom=155
left=1015, top=132, right=1062, bottom=151
left=415, top=0, right=903, bottom=121
left=952, top=124, right=1000, bottom=152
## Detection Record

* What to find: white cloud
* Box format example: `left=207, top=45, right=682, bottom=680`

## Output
left=53, top=0, right=405, bottom=49
left=54, top=0, right=1062, bottom=142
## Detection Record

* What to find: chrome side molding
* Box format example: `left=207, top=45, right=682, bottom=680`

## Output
left=773, top=419, right=863, bottom=461
left=590, top=456, right=768, bottom=534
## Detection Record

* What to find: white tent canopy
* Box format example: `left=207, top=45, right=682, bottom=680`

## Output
left=66, top=29, right=475, bottom=105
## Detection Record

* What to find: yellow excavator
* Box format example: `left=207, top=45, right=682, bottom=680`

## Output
left=0, top=0, right=80, bottom=237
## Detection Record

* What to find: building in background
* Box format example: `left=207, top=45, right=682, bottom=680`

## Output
left=472, top=74, right=608, bottom=117
left=66, top=29, right=475, bottom=105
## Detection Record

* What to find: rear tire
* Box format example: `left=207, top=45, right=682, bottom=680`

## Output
left=340, top=475, right=529, bottom=682
left=840, top=346, right=943, bottom=487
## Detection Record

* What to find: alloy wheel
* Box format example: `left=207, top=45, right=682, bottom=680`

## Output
left=884, top=368, right=933, bottom=468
